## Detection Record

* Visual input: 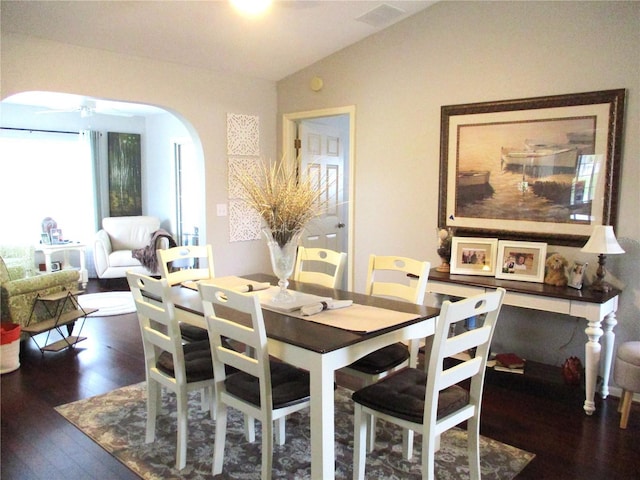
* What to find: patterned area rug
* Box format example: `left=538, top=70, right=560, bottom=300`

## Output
left=55, top=383, right=534, bottom=479
left=78, top=291, right=136, bottom=316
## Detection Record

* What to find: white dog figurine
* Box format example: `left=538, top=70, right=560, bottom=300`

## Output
left=545, top=253, right=568, bottom=287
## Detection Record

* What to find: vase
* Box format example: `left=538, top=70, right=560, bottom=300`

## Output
left=263, top=229, right=301, bottom=304
left=436, top=228, right=452, bottom=273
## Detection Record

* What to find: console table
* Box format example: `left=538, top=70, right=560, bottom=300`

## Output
left=427, top=268, right=621, bottom=415
left=36, top=243, right=88, bottom=288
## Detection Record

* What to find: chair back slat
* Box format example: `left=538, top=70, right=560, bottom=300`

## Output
left=158, top=245, right=215, bottom=286
left=442, top=326, right=491, bottom=359
left=438, top=356, right=483, bottom=391
left=294, top=246, right=347, bottom=289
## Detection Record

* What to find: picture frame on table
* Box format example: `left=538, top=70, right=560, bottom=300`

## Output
left=40, top=233, right=51, bottom=245
left=450, top=237, right=498, bottom=276
left=495, top=240, right=547, bottom=283
left=568, top=261, right=588, bottom=289
left=438, top=89, right=626, bottom=247
left=50, top=228, right=62, bottom=244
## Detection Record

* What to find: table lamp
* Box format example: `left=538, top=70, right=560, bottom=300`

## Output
left=580, top=225, right=624, bottom=292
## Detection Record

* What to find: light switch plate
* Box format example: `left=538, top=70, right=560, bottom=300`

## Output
left=216, top=203, right=228, bottom=216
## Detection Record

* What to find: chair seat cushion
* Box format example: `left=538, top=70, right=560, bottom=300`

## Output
left=352, top=367, right=469, bottom=424
left=614, top=341, right=640, bottom=392
left=225, top=361, right=310, bottom=409
left=617, top=342, right=640, bottom=366
left=180, top=323, right=209, bottom=342
left=156, top=339, right=214, bottom=383
left=108, top=250, right=143, bottom=268
left=347, top=342, right=409, bottom=374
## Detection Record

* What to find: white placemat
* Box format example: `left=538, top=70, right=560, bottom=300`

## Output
left=286, top=303, right=420, bottom=333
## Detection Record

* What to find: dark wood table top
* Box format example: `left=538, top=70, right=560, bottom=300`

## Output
left=428, top=268, right=621, bottom=304
left=170, top=273, right=440, bottom=355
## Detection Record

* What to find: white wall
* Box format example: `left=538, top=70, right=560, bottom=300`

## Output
left=1, top=32, right=276, bottom=277
left=277, top=1, right=640, bottom=366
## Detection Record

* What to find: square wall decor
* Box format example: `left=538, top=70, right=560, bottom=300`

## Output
left=228, top=157, right=260, bottom=199
left=227, top=113, right=259, bottom=156
left=229, top=199, right=261, bottom=242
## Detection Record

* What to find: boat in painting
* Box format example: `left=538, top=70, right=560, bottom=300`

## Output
left=501, top=140, right=579, bottom=176
left=456, top=170, right=493, bottom=205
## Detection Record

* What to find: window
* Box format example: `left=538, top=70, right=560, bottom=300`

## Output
left=0, top=129, right=96, bottom=245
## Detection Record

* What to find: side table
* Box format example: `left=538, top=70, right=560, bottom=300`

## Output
left=36, top=243, right=88, bottom=288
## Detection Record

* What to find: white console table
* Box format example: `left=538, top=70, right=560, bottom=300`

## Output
left=36, top=243, right=88, bottom=288
left=427, top=269, right=621, bottom=415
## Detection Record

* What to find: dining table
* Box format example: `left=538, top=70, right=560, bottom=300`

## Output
left=167, top=273, right=440, bottom=480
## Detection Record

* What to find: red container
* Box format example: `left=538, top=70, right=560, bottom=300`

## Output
left=1, top=323, right=21, bottom=345
left=1, top=322, right=21, bottom=374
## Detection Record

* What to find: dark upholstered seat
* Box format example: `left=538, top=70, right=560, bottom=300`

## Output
left=157, top=339, right=214, bottom=383
left=352, top=368, right=469, bottom=423
left=179, top=324, right=209, bottom=342
left=347, top=343, right=410, bottom=375
left=225, top=361, right=310, bottom=409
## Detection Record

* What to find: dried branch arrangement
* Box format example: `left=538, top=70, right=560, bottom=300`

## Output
left=233, top=159, right=327, bottom=247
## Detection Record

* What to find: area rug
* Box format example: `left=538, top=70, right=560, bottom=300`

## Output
left=55, top=383, right=534, bottom=479
left=78, top=291, right=136, bottom=317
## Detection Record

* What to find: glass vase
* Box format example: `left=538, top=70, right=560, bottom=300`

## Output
left=263, top=228, right=301, bottom=304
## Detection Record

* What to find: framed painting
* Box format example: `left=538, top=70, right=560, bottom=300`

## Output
left=108, top=132, right=142, bottom=217
left=450, top=237, right=498, bottom=276
left=438, top=89, right=626, bottom=246
left=495, top=240, right=547, bottom=283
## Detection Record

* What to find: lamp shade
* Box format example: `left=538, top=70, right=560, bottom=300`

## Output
left=581, top=226, right=625, bottom=254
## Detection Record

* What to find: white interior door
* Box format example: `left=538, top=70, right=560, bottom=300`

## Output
left=284, top=106, right=355, bottom=290
left=299, top=120, right=347, bottom=278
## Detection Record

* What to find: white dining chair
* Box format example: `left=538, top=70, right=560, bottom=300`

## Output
left=352, top=288, right=506, bottom=480
left=126, top=271, right=216, bottom=471
left=199, top=283, right=311, bottom=480
left=293, top=245, right=347, bottom=289
left=340, top=254, right=430, bottom=450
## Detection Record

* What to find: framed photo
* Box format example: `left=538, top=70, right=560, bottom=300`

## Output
left=438, top=89, right=626, bottom=246
left=50, top=261, right=62, bottom=272
left=568, top=261, right=588, bottom=289
left=496, top=240, right=547, bottom=283
left=450, top=237, right=498, bottom=276
left=50, top=228, right=62, bottom=244
left=40, top=233, right=51, bottom=245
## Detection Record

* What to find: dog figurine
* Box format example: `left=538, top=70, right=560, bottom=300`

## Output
left=545, top=253, right=568, bottom=287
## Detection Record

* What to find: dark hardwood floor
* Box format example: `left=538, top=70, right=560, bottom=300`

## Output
left=2, top=278, right=639, bottom=479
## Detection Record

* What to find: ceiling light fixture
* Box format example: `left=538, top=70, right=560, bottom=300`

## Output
left=230, top=0, right=272, bottom=16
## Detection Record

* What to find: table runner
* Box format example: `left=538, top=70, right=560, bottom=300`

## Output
left=183, top=279, right=420, bottom=333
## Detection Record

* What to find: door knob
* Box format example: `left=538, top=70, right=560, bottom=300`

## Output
left=337, top=223, right=345, bottom=228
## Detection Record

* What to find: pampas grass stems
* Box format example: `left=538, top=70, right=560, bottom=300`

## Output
left=233, top=159, right=328, bottom=247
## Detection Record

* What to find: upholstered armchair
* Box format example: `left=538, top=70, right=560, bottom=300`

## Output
left=93, top=216, right=173, bottom=279
left=0, top=255, right=79, bottom=330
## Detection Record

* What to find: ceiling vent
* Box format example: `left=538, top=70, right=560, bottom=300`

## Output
left=355, top=3, right=407, bottom=28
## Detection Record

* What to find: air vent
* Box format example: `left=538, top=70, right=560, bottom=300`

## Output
left=355, top=3, right=407, bottom=28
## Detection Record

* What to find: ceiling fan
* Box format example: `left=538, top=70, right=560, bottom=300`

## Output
left=36, top=99, right=133, bottom=118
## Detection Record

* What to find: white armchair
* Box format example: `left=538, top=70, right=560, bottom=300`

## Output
left=93, top=216, right=171, bottom=279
